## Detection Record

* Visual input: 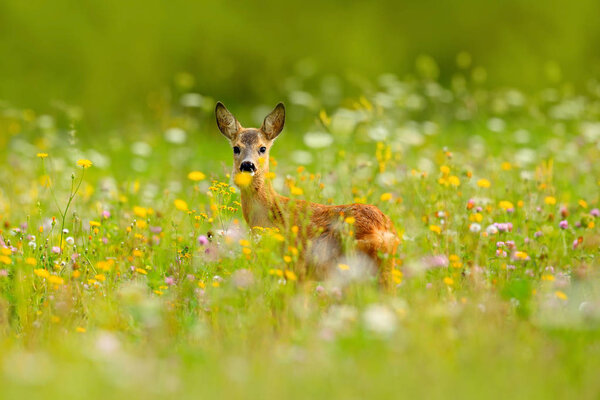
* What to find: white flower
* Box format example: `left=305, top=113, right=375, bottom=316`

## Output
left=469, top=223, right=481, bottom=233
left=28, top=241, right=36, bottom=250
left=363, top=304, right=397, bottom=336
left=486, top=224, right=499, bottom=235
left=66, top=237, right=75, bottom=245
left=62, top=229, right=69, bottom=234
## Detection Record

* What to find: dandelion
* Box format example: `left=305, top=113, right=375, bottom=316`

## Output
left=0, top=256, right=11, bottom=265
left=429, top=225, right=442, bottom=234
left=469, top=223, right=481, bottom=232
left=234, top=172, right=253, bottom=187
left=34, top=269, right=50, bottom=278
left=47, top=275, right=64, bottom=285
left=443, top=277, right=454, bottom=286
left=188, top=171, right=206, bottom=181
left=544, top=196, right=557, bottom=205
left=344, top=216, right=356, bottom=224
left=284, top=270, right=297, bottom=281
left=174, top=199, right=188, bottom=211
left=77, top=159, right=93, bottom=168
left=578, top=199, right=588, bottom=209
left=448, top=175, right=460, bottom=187
left=290, top=186, right=304, bottom=196
left=499, top=201, right=514, bottom=210
left=380, top=193, right=393, bottom=201
left=555, top=291, right=568, bottom=301
left=477, top=179, right=491, bottom=188
left=37, top=153, right=48, bottom=158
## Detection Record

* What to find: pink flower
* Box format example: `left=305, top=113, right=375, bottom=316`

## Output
left=165, top=276, right=175, bottom=285
left=591, top=208, right=600, bottom=217
left=559, top=220, right=568, bottom=229
left=102, top=210, right=111, bottom=219
left=197, top=235, right=208, bottom=246
left=51, top=246, right=61, bottom=254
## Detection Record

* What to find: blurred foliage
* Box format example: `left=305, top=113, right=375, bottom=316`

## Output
left=1, top=0, right=600, bottom=128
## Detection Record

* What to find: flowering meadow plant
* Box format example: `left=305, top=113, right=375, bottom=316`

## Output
left=1, top=70, right=600, bottom=398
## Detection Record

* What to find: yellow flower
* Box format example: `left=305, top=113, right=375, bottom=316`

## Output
left=133, top=206, right=148, bottom=218
left=448, top=175, right=460, bottom=187
left=541, top=274, right=555, bottom=281
left=0, top=255, right=11, bottom=265
left=544, top=196, right=556, bottom=205
left=578, top=199, right=588, bottom=209
left=284, top=270, right=297, bottom=281
left=440, top=165, right=450, bottom=175
left=443, top=277, right=454, bottom=286
left=242, top=247, right=251, bottom=255
left=501, top=162, right=512, bottom=171
left=499, top=201, right=514, bottom=210
left=0, top=248, right=10, bottom=256
left=174, top=199, right=188, bottom=211
left=290, top=186, right=303, bottom=196
left=36, top=153, right=48, bottom=159
left=239, top=239, right=250, bottom=247
left=338, top=263, right=350, bottom=271
left=283, top=255, right=292, bottom=263
left=344, top=216, right=356, bottom=225
left=234, top=172, right=253, bottom=187
left=135, top=268, right=147, bottom=275
left=477, top=179, right=491, bottom=188
left=188, top=171, right=206, bottom=181
left=429, top=225, right=442, bottom=234
left=95, top=274, right=106, bottom=282
left=47, top=275, right=64, bottom=285
left=514, top=251, right=529, bottom=260
left=77, top=159, right=93, bottom=168
left=34, top=269, right=50, bottom=279
left=89, top=220, right=101, bottom=227
left=76, top=326, right=86, bottom=333
left=272, top=233, right=285, bottom=242
left=380, top=193, right=393, bottom=201
left=555, top=291, right=568, bottom=301
left=25, top=257, right=37, bottom=266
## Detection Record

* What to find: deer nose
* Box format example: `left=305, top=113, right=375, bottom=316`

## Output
left=240, top=161, right=256, bottom=173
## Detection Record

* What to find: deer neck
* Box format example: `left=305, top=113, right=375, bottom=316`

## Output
left=239, top=175, right=283, bottom=229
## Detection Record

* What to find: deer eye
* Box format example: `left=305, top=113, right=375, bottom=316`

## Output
left=233, top=146, right=240, bottom=155
left=259, top=146, right=267, bottom=154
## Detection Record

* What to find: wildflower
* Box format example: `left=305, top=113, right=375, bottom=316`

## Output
left=443, top=277, right=454, bottom=286
left=76, top=327, right=86, bottom=333
left=133, top=206, right=148, bottom=218
left=513, top=251, right=529, bottom=260
left=363, top=304, right=397, bottom=336
left=499, top=201, right=514, bottom=210
left=501, top=162, right=512, bottom=170
left=188, top=171, right=206, bottom=181
left=486, top=224, right=498, bottom=235
left=344, top=216, right=356, bottom=225
left=198, top=235, right=208, bottom=246
left=469, top=223, right=481, bottom=232
left=429, top=225, right=442, bottom=234
left=284, top=270, right=297, bottom=281
left=578, top=199, right=588, bottom=209
left=51, top=246, right=61, bottom=254
left=66, top=236, right=75, bottom=245
left=380, top=193, right=393, bottom=201
left=34, top=269, right=50, bottom=278
left=174, top=199, right=188, bottom=211
left=440, top=165, right=450, bottom=175
left=559, top=220, right=568, bottom=229
left=544, top=196, right=556, bottom=205
left=477, top=179, right=491, bottom=188
left=448, top=175, right=460, bottom=186
left=89, top=220, right=101, bottom=227
left=135, top=268, right=147, bottom=275
left=77, top=159, right=93, bottom=168
left=234, top=172, right=253, bottom=187
left=338, top=263, right=350, bottom=271
left=290, top=186, right=304, bottom=196
left=555, top=291, right=568, bottom=301
left=37, top=153, right=48, bottom=158
left=94, top=274, right=106, bottom=282
left=47, top=275, right=64, bottom=285
left=25, top=257, right=36, bottom=266
left=0, top=256, right=11, bottom=265
left=591, top=208, right=600, bottom=217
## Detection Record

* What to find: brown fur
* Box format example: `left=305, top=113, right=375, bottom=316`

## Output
left=216, top=102, right=400, bottom=288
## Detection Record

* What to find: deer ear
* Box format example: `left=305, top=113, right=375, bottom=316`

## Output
left=261, top=103, right=285, bottom=140
left=215, top=102, right=242, bottom=140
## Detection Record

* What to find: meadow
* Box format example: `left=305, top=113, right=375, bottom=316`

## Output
left=1, top=65, right=600, bottom=399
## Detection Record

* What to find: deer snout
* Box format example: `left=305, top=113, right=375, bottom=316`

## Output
left=240, top=161, right=256, bottom=173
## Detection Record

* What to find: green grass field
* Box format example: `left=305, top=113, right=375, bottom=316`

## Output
left=1, top=69, right=600, bottom=399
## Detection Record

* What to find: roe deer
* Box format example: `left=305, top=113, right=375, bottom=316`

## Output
left=216, top=102, right=400, bottom=288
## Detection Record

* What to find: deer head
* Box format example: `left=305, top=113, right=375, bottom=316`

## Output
left=216, top=102, right=285, bottom=185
